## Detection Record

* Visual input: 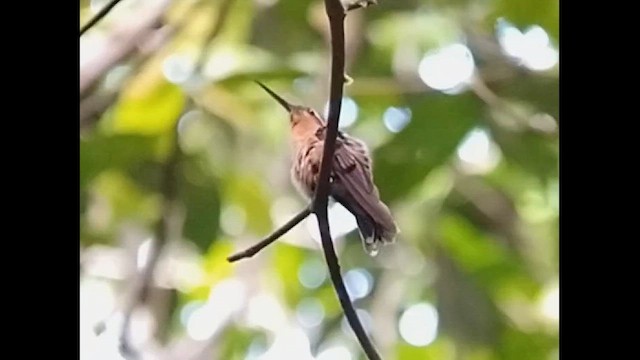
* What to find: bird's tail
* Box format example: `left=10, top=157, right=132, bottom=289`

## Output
left=331, top=185, right=398, bottom=256
left=336, top=198, right=396, bottom=256
left=353, top=203, right=398, bottom=256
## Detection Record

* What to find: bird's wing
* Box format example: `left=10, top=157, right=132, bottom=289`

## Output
left=331, top=134, right=396, bottom=232
left=333, top=135, right=374, bottom=194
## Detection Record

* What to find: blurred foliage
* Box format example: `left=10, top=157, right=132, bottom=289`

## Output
left=80, top=0, right=558, bottom=359
left=375, top=93, right=482, bottom=201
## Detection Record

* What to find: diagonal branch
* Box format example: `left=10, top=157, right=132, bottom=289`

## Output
left=312, top=0, right=381, bottom=359
left=80, top=0, right=126, bottom=37
left=313, top=3, right=345, bottom=208
left=119, top=133, right=181, bottom=359
left=227, top=207, right=311, bottom=262
left=80, top=0, right=171, bottom=98
left=470, top=74, right=539, bottom=129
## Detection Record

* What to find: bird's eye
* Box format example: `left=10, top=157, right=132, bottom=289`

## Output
left=307, top=109, right=316, bottom=116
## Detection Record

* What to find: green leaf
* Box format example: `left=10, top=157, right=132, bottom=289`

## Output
left=93, top=171, right=161, bottom=222
left=374, top=92, right=482, bottom=202
left=439, top=214, right=539, bottom=299
left=498, top=328, right=557, bottom=360
left=368, top=12, right=461, bottom=52
left=272, top=243, right=305, bottom=307
left=180, top=156, right=222, bottom=253
left=492, top=129, right=558, bottom=182
left=397, top=337, right=457, bottom=360
left=188, top=240, right=235, bottom=300
left=111, top=76, right=186, bottom=135
left=252, top=0, right=322, bottom=56
left=81, top=170, right=161, bottom=246
left=223, top=174, right=273, bottom=235
left=497, top=76, right=559, bottom=120
left=80, top=134, right=160, bottom=190
left=435, top=247, right=502, bottom=346
left=220, top=326, right=266, bottom=360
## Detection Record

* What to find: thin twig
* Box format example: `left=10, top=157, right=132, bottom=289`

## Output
left=119, top=133, right=181, bottom=359
left=470, top=74, right=533, bottom=127
left=313, top=0, right=381, bottom=359
left=80, top=0, right=125, bottom=36
left=80, top=0, right=171, bottom=98
left=226, top=207, right=312, bottom=262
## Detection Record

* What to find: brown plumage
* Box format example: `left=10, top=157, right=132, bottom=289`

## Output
left=256, top=81, right=398, bottom=256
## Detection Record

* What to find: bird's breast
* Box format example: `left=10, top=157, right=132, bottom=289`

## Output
left=291, top=139, right=323, bottom=198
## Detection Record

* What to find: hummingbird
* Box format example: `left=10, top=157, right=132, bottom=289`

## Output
left=255, top=81, right=398, bottom=256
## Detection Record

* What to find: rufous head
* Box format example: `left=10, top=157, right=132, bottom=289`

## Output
left=255, top=81, right=324, bottom=128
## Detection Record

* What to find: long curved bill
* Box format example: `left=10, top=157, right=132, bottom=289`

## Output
left=254, top=81, right=292, bottom=112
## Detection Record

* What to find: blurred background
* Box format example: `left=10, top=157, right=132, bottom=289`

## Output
left=79, top=0, right=559, bottom=359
